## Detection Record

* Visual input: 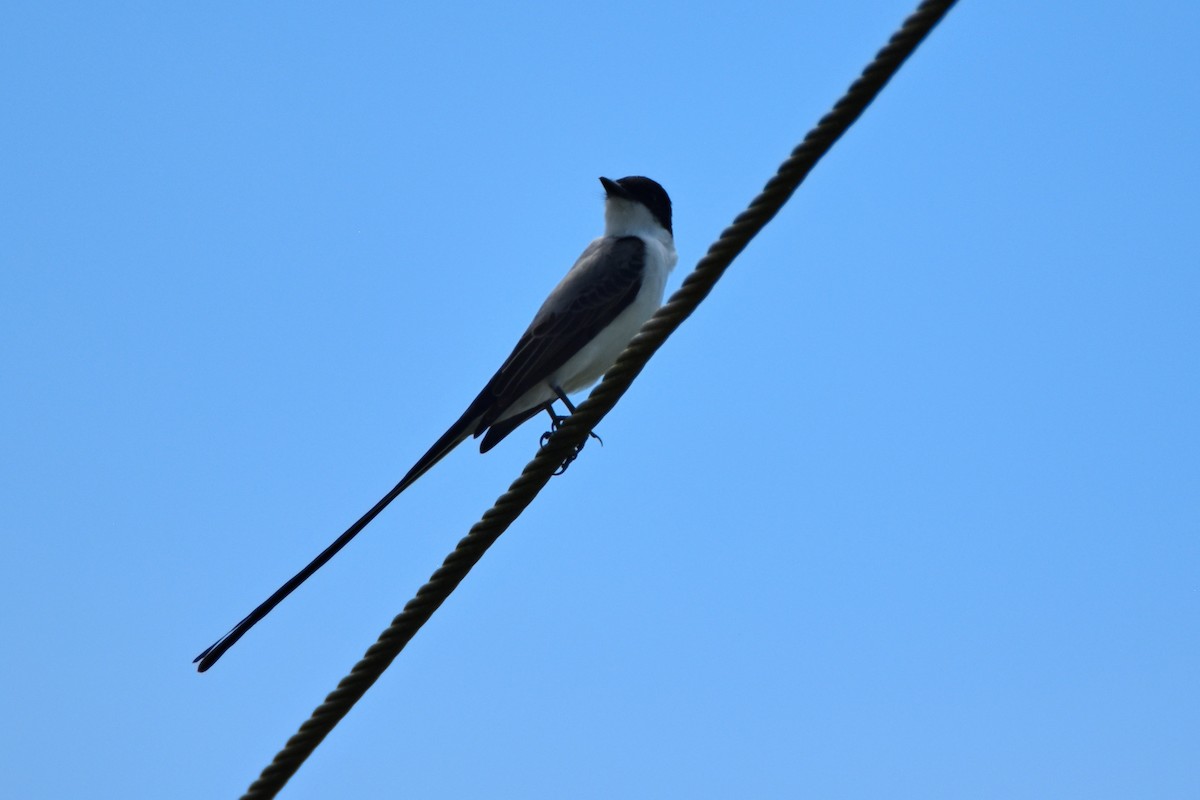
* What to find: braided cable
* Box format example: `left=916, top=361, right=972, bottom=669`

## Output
left=240, top=1, right=959, bottom=796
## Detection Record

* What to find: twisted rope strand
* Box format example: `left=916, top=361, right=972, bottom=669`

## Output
left=240, top=2, right=958, bottom=796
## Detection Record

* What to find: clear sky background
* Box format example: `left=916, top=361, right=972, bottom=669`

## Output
left=3, top=2, right=1197, bottom=798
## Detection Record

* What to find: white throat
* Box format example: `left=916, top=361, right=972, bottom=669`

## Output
left=604, top=198, right=671, bottom=244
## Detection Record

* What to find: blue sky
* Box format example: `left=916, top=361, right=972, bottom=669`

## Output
left=2, top=1, right=1198, bottom=797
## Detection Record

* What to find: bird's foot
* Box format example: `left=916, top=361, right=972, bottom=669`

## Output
left=539, top=416, right=601, bottom=475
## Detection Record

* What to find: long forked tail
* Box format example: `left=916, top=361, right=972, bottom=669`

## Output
left=193, top=407, right=481, bottom=672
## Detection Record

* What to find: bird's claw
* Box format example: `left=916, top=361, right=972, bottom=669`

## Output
left=552, top=443, right=585, bottom=475
left=539, top=418, right=601, bottom=475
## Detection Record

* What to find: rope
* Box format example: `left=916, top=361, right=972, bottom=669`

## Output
left=239, top=1, right=959, bottom=795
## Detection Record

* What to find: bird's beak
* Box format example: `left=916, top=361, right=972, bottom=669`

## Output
left=599, top=176, right=629, bottom=199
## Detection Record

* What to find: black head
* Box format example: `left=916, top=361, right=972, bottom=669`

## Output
left=599, top=175, right=673, bottom=236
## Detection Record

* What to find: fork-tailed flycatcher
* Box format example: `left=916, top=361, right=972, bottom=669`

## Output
left=195, top=175, right=676, bottom=671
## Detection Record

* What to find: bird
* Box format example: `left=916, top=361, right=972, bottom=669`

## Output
left=195, top=175, right=676, bottom=671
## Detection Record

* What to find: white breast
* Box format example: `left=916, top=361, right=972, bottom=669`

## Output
left=551, top=233, right=675, bottom=393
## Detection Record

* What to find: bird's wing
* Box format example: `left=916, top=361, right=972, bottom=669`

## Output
left=475, top=235, right=646, bottom=433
